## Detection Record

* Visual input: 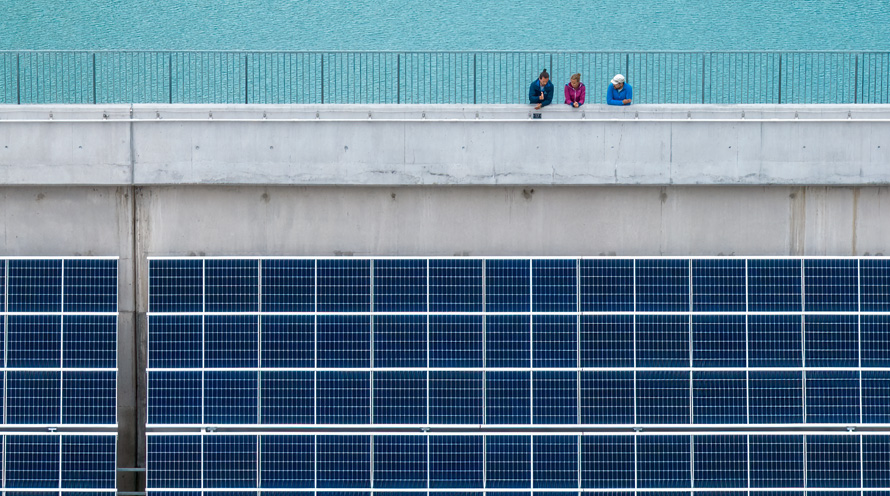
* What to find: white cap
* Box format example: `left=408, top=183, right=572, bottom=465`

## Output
left=611, top=74, right=625, bottom=85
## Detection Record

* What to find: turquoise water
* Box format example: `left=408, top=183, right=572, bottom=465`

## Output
left=4, top=0, right=890, bottom=51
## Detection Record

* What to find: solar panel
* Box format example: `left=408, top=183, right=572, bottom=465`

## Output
left=1, top=258, right=117, bottom=430
left=145, top=257, right=890, bottom=496
left=5, top=434, right=116, bottom=491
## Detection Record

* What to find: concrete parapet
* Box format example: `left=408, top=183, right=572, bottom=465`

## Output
left=1, top=104, right=889, bottom=186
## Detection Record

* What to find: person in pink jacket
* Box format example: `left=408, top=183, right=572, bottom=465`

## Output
left=564, top=73, right=585, bottom=107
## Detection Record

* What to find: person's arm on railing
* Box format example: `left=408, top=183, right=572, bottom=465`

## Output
left=606, top=84, right=623, bottom=105
left=529, top=81, right=540, bottom=104
left=578, top=84, right=585, bottom=106
left=564, top=84, right=572, bottom=105
left=541, top=83, right=553, bottom=107
left=624, top=84, right=633, bottom=105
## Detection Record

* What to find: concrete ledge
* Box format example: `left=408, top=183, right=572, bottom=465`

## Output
left=1, top=104, right=889, bottom=186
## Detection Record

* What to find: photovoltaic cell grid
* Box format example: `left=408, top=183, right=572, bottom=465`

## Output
left=1, top=433, right=117, bottom=493
left=147, top=434, right=890, bottom=492
left=147, top=258, right=890, bottom=427
left=0, top=258, right=117, bottom=427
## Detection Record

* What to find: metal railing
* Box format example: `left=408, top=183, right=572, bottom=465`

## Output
left=1, top=51, right=888, bottom=105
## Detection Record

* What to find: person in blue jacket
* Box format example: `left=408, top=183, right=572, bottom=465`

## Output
left=607, top=74, right=633, bottom=105
left=529, top=69, right=554, bottom=110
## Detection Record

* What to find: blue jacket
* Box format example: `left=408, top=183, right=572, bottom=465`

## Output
left=529, top=80, right=554, bottom=106
left=607, top=83, right=633, bottom=105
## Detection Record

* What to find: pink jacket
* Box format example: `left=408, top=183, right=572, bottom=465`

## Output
left=564, top=82, right=586, bottom=106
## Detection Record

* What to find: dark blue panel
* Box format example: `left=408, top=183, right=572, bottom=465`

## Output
left=374, top=435, right=427, bottom=488
left=805, top=371, right=860, bottom=424
left=0, top=259, right=4, bottom=312
left=316, top=435, right=371, bottom=488
left=316, top=371, right=370, bottom=424
left=6, top=435, right=60, bottom=488
left=7, top=370, right=61, bottom=424
left=429, top=259, right=483, bottom=312
left=533, top=315, right=577, bottom=368
left=861, top=315, right=890, bottom=367
left=260, top=371, right=314, bottom=424
left=148, top=315, right=202, bottom=369
left=63, top=315, right=116, bottom=369
left=692, top=371, right=746, bottom=425
left=693, top=435, right=747, bottom=488
left=205, top=259, right=258, bottom=312
left=580, top=259, right=634, bottom=312
left=317, top=259, right=371, bottom=312
left=373, top=371, right=427, bottom=424
left=487, top=436, right=531, bottom=489
left=691, top=259, right=746, bottom=312
left=804, top=315, right=858, bottom=367
left=749, top=435, right=804, bottom=488
left=429, top=371, right=483, bottom=424
left=637, top=371, right=690, bottom=424
left=374, top=259, right=427, bottom=312
left=146, top=435, right=201, bottom=488
left=580, top=371, right=634, bottom=425
left=261, top=259, right=315, bottom=312
left=147, top=371, right=201, bottom=424
left=804, top=259, right=858, bottom=311
left=318, top=493, right=369, bottom=496
left=317, top=315, right=370, bottom=368
left=863, top=371, right=890, bottom=423
left=8, top=259, right=62, bottom=312
left=580, top=315, right=633, bottom=368
left=62, top=371, right=116, bottom=425
left=204, top=435, right=258, bottom=488
left=751, top=492, right=804, bottom=496
left=863, top=436, right=890, bottom=488
left=63, top=259, right=117, bottom=312
left=148, top=259, right=203, bottom=313
left=532, top=259, right=577, bottom=312
left=8, top=314, right=61, bottom=367
left=636, top=314, right=689, bottom=368
left=261, top=491, right=315, bottom=496
left=748, top=315, right=803, bottom=367
left=204, top=315, right=258, bottom=368
left=260, top=435, right=314, bottom=488
left=749, top=371, right=804, bottom=424
left=636, top=259, right=689, bottom=312
left=487, top=371, right=531, bottom=425
left=61, top=435, right=116, bottom=488
left=533, top=371, right=577, bottom=425
left=637, top=436, right=691, bottom=488
left=487, top=314, right=531, bottom=368
left=692, top=315, right=745, bottom=367
left=806, top=435, right=861, bottom=488
left=486, top=259, right=531, bottom=312
left=374, top=314, right=427, bottom=368
left=748, top=259, right=802, bottom=312
left=533, top=435, right=578, bottom=489
left=581, top=436, right=634, bottom=489
left=429, top=315, right=483, bottom=368
left=861, top=259, right=890, bottom=311
left=429, top=436, right=483, bottom=488
left=261, top=315, right=314, bottom=368
left=204, top=370, right=258, bottom=425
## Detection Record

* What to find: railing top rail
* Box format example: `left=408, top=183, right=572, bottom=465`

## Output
left=0, top=49, right=887, bottom=54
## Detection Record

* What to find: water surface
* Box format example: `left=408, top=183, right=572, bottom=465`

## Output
left=3, top=0, right=890, bottom=51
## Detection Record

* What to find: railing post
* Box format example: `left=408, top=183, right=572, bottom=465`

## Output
left=777, top=54, right=783, bottom=104
left=168, top=53, right=173, bottom=104
left=701, top=53, right=706, bottom=104
left=92, top=53, right=97, bottom=104
left=854, top=54, right=859, bottom=104
left=244, top=54, right=249, bottom=104
left=625, top=54, right=629, bottom=78
left=397, top=54, right=400, bottom=104
left=16, top=53, right=21, bottom=105
left=321, top=54, right=325, bottom=104
left=473, top=53, right=477, bottom=105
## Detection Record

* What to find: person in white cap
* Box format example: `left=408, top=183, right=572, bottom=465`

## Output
left=607, top=74, right=632, bottom=106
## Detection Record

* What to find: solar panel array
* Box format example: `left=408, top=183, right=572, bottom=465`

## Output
left=0, top=258, right=118, bottom=494
left=146, top=257, right=890, bottom=496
